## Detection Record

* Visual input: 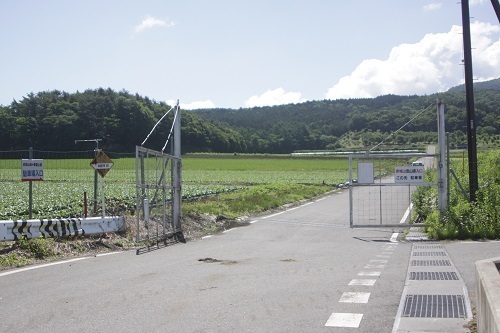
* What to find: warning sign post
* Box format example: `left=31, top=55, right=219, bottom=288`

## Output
left=90, top=150, right=114, bottom=177
left=90, top=150, right=114, bottom=217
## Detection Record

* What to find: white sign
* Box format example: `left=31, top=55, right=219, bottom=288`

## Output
left=21, top=159, right=44, bottom=181
left=91, top=163, right=114, bottom=170
left=394, top=166, right=424, bottom=183
left=358, top=162, right=374, bottom=184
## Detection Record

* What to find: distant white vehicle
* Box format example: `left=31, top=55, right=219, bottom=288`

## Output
left=412, top=161, right=424, bottom=166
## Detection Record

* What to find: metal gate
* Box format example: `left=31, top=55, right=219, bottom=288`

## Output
left=349, top=153, right=438, bottom=228
left=135, top=146, right=179, bottom=242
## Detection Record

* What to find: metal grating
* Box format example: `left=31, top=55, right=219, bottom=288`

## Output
left=411, top=260, right=451, bottom=266
left=410, top=272, right=459, bottom=280
left=414, top=245, right=444, bottom=249
left=412, top=251, right=447, bottom=256
left=402, top=294, right=467, bottom=318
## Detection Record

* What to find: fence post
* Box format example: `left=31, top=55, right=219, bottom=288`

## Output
left=93, top=149, right=98, bottom=215
left=29, top=147, right=33, bottom=219
left=172, top=101, right=182, bottom=234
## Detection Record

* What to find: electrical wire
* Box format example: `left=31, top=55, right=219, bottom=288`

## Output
left=141, top=106, right=174, bottom=146
left=161, top=104, right=179, bottom=153
left=368, top=102, right=435, bottom=152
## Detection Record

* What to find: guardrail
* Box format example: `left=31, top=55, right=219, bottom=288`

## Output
left=0, top=217, right=124, bottom=242
left=476, top=257, right=500, bottom=333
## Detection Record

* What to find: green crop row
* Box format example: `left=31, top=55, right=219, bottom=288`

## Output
left=0, top=155, right=353, bottom=220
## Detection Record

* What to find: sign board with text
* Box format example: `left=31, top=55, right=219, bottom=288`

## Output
left=394, top=166, right=424, bottom=183
left=90, top=150, right=114, bottom=178
left=21, top=159, right=44, bottom=181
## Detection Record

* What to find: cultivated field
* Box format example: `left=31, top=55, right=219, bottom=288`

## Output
left=0, top=155, right=350, bottom=220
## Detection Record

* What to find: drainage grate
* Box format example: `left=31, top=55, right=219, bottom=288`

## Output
left=411, top=260, right=451, bottom=266
left=414, top=245, right=444, bottom=249
left=402, top=294, right=467, bottom=318
left=412, top=251, right=447, bottom=256
left=409, top=272, right=459, bottom=280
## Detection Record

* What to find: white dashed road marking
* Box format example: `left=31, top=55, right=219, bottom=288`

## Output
left=339, top=292, right=371, bottom=303
left=358, top=271, right=381, bottom=277
left=349, top=279, right=377, bottom=286
left=370, top=259, right=388, bottom=263
left=325, top=313, right=363, bottom=328
left=364, top=264, right=385, bottom=269
left=324, top=238, right=398, bottom=328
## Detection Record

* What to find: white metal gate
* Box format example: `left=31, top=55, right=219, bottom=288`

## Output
left=349, top=153, right=438, bottom=228
left=134, top=102, right=183, bottom=248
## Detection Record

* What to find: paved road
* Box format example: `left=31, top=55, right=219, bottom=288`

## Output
left=0, top=189, right=413, bottom=332
left=0, top=187, right=496, bottom=332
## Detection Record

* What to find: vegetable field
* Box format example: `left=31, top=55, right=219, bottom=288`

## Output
left=0, top=152, right=349, bottom=221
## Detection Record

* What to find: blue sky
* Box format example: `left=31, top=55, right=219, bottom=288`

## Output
left=1, top=0, right=499, bottom=109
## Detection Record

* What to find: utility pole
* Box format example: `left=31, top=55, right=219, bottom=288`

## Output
left=491, top=0, right=500, bottom=23
left=461, top=0, right=479, bottom=202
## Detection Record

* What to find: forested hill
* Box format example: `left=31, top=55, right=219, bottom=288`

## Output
left=448, top=77, right=500, bottom=92
left=193, top=78, right=500, bottom=152
left=1, top=79, right=499, bottom=154
left=0, top=89, right=247, bottom=153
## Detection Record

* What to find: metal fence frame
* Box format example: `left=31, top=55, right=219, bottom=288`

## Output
left=135, top=146, right=179, bottom=243
left=348, top=153, right=439, bottom=228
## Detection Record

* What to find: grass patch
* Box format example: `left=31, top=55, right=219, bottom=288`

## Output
left=416, top=149, right=500, bottom=240
left=183, top=183, right=332, bottom=219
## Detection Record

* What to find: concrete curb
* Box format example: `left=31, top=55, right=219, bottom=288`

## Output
left=0, top=216, right=124, bottom=241
left=476, top=256, right=500, bottom=333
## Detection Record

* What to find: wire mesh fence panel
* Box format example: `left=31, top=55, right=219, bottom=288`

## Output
left=349, top=153, right=438, bottom=228
left=352, top=184, right=417, bottom=226
left=0, top=149, right=136, bottom=220
left=135, top=146, right=177, bottom=243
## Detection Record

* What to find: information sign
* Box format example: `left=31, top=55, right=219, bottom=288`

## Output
left=394, top=166, right=424, bottom=183
left=21, top=159, right=44, bottom=181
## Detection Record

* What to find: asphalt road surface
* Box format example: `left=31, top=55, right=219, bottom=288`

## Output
left=0, top=188, right=417, bottom=333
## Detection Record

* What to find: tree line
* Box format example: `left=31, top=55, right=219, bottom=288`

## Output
left=1, top=79, right=499, bottom=154
left=0, top=88, right=246, bottom=153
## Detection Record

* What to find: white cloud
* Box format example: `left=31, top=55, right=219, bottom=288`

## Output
left=423, top=3, right=442, bottom=12
left=166, top=99, right=216, bottom=110
left=244, top=88, right=307, bottom=107
left=134, top=16, right=175, bottom=33
left=325, top=21, right=500, bottom=100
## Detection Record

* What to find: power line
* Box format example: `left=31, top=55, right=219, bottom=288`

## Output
left=368, top=102, right=435, bottom=152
